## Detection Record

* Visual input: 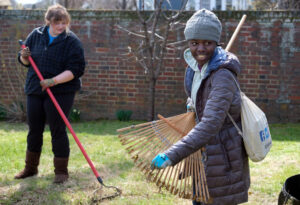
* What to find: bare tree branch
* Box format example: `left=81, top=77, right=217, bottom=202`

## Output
left=166, top=39, right=187, bottom=47
left=116, top=25, right=146, bottom=39
left=117, top=0, right=188, bottom=120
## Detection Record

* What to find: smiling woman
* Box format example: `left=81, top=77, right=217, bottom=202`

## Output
left=150, top=9, right=251, bottom=205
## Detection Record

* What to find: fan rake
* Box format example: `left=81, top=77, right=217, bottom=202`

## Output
left=117, top=112, right=211, bottom=203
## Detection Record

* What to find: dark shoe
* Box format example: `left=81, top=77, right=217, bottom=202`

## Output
left=53, top=157, right=69, bottom=184
left=15, top=151, right=41, bottom=179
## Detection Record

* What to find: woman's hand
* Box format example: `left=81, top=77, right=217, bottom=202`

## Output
left=40, top=78, right=57, bottom=91
left=40, top=71, right=74, bottom=91
left=20, top=47, right=31, bottom=65
left=150, top=153, right=172, bottom=170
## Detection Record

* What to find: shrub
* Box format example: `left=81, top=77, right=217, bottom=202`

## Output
left=116, top=110, right=133, bottom=121
left=0, top=105, right=7, bottom=120
left=0, top=102, right=26, bottom=122
left=69, top=108, right=81, bottom=122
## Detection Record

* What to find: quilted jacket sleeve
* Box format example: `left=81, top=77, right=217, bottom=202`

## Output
left=165, top=69, right=237, bottom=164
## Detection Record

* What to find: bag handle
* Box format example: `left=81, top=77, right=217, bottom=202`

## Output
left=223, top=69, right=243, bottom=136
left=227, top=109, right=243, bottom=136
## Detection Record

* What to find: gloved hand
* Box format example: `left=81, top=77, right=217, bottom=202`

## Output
left=186, top=97, right=195, bottom=112
left=40, top=78, right=57, bottom=91
left=150, top=153, right=172, bottom=170
left=20, top=47, right=31, bottom=60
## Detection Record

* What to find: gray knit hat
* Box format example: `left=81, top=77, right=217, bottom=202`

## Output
left=184, top=9, right=222, bottom=43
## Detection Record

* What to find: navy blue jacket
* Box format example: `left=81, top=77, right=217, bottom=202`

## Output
left=18, top=26, right=85, bottom=95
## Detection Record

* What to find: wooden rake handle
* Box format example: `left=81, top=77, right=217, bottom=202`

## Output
left=225, top=14, right=247, bottom=51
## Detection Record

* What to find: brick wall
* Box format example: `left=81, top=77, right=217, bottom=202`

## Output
left=0, top=10, right=299, bottom=122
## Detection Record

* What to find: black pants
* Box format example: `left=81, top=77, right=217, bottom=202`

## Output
left=26, top=92, right=75, bottom=158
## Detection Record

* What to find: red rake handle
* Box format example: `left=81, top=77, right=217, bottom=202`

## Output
left=19, top=40, right=104, bottom=184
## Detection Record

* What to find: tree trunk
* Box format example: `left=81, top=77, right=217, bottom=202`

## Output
left=148, top=78, right=156, bottom=121
left=64, top=0, right=68, bottom=8
left=122, top=0, right=127, bottom=9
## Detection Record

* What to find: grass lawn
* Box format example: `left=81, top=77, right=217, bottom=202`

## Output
left=0, top=120, right=299, bottom=205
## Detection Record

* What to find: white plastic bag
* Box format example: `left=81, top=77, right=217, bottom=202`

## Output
left=239, top=92, right=272, bottom=162
left=226, top=71, right=272, bottom=162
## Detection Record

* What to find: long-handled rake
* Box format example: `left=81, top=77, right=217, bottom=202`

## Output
left=19, top=40, right=121, bottom=201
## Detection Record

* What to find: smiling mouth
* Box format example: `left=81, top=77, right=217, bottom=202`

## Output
left=197, top=55, right=206, bottom=60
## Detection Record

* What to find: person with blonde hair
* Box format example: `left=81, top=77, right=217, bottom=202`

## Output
left=16, top=4, right=85, bottom=184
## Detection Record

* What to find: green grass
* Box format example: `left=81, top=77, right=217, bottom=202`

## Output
left=0, top=121, right=299, bottom=205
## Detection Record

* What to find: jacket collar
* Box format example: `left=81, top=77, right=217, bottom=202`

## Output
left=184, top=46, right=239, bottom=79
left=36, top=26, right=68, bottom=44
left=184, top=48, right=199, bottom=72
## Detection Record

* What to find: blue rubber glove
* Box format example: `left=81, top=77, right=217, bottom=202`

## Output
left=151, top=153, right=172, bottom=170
